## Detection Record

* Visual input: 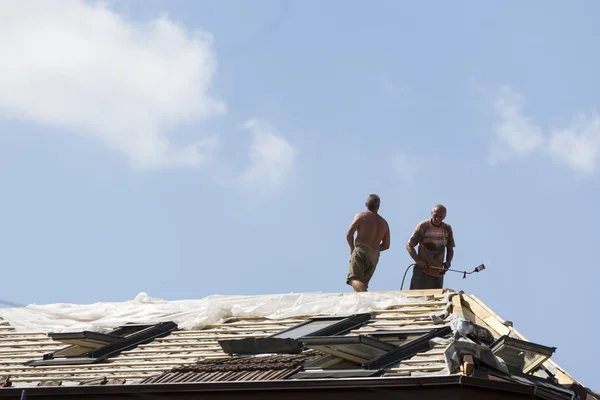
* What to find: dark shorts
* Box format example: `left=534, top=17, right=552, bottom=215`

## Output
left=410, top=266, right=444, bottom=290
left=346, top=244, right=380, bottom=288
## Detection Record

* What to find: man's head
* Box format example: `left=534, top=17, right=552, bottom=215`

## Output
left=431, top=204, right=447, bottom=226
left=365, top=194, right=381, bottom=212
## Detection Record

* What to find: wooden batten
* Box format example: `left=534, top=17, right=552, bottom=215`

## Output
left=389, top=365, right=446, bottom=372
left=206, top=320, right=303, bottom=328
left=451, top=292, right=464, bottom=316
left=462, top=294, right=576, bottom=386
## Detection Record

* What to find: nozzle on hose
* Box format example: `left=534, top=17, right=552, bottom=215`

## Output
left=400, top=263, right=486, bottom=290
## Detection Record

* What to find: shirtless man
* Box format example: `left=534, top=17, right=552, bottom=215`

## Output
left=345, top=194, right=391, bottom=292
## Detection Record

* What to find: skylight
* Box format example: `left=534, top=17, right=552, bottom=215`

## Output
left=300, top=335, right=398, bottom=364
left=269, top=314, right=372, bottom=339
left=490, top=336, right=556, bottom=374
left=300, top=326, right=452, bottom=370
left=218, top=313, right=372, bottom=356
left=218, top=337, right=303, bottom=355
left=25, top=322, right=177, bottom=366
left=47, top=331, right=122, bottom=358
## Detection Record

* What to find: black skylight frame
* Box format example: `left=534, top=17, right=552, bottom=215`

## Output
left=48, top=331, right=122, bottom=345
left=108, top=323, right=159, bottom=337
left=24, top=321, right=177, bottom=366
left=364, top=326, right=452, bottom=369
left=365, top=328, right=435, bottom=341
left=268, top=313, right=372, bottom=339
left=218, top=313, right=372, bottom=356
left=218, top=337, right=303, bottom=355
left=300, top=326, right=452, bottom=370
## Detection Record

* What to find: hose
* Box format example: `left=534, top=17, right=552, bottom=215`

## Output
left=400, top=263, right=485, bottom=290
left=400, top=263, right=416, bottom=291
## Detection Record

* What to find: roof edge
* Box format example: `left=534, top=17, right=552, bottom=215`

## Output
left=0, top=375, right=571, bottom=399
left=462, top=294, right=578, bottom=387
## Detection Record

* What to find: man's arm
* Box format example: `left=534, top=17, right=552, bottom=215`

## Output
left=443, top=224, right=456, bottom=267
left=406, top=243, right=421, bottom=263
left=406, top=224, right=425, bottom=267
left=346, top=214, right=361, bottom=254
left=380, top=223, right=390, bottom=251
left=445, top=247, right=454, bottom=266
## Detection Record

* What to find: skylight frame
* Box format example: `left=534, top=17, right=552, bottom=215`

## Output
left=299, top=326, right=452, bottom=370
left=267, top=313, right=372, bottom=340
left=24, top=321, right=177, bottom=366
left=364, top=326, right=452, bottom=369
left=299, top=335, right=398, bottom=365
left=218, top=337, right=303, bottom=355
left=218, top=313, right=372, bottom=355
left=48, top=331, right=123, bottom=358
left=490, top=335, right=556, bottom=374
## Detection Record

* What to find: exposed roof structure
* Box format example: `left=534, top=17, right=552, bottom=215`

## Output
left=0, top=289, right=596, bottom=399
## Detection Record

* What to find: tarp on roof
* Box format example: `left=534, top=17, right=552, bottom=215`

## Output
left=0, top=291, right=441, bottom=333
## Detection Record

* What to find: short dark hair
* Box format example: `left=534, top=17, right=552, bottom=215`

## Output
left=366, top=194, right=380, bottom=211
left=432, top=204, right=447, bottom=213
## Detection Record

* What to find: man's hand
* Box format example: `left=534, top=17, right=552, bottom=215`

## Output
left=432, top=262, right=450, bottom=277
left=415, top=260, right=427, bottom=269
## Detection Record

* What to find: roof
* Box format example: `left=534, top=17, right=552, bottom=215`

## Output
left=0, top=289, right=595, bottom=399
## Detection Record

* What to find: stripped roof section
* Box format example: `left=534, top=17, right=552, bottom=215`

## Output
left=0, top=290, right=452, bottom=387
left=0, top=288, right=590, bottom=399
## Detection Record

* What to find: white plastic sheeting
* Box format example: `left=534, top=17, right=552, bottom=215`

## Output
left=0, top=291, right=437, bottom=333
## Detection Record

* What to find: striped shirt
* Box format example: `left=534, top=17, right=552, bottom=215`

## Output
left=408, top=219, right=455, bottom=272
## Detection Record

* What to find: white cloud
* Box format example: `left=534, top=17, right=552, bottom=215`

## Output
left=488, top=87, right=544, bottom=165
left=487, top=87, right=600, bottom=175
left=237, top=120, right=295, bottom=192
left=0, top=0, right=225, bottom=169
left=392, top=153, right=416, bottom=182
left=548, top=114, right=600, bottom=174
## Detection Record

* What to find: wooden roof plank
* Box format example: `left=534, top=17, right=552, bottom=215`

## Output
left=0, top=332, right=47, bottom=337
left=206, top=320, right=303, bottom=328
left=10, top=373, right=155, bottom=382
left=0, top=347, right=64, bottom=354
left=463, top=293, right=577, bottom=387
left=0, top=359, right=197, bottom=371
left=121, top=348, right=225, bottom=355
left=0, top=366, right=172, bottom=377
left=388, top=365, right=446, bottom=372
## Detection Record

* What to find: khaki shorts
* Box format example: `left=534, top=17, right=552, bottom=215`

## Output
left=346, top=244, right=380, bottom=288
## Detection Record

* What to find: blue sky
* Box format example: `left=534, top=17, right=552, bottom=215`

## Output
left=0, top=0, right=598, bottom=387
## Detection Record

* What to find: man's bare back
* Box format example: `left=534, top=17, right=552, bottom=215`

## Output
left=346, top=194, right=390, bottom=292
left=352, top=211, right=390, bottom=251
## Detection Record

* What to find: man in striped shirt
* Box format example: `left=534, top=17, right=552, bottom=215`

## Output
left=406, top=204, right=455, bottom=290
